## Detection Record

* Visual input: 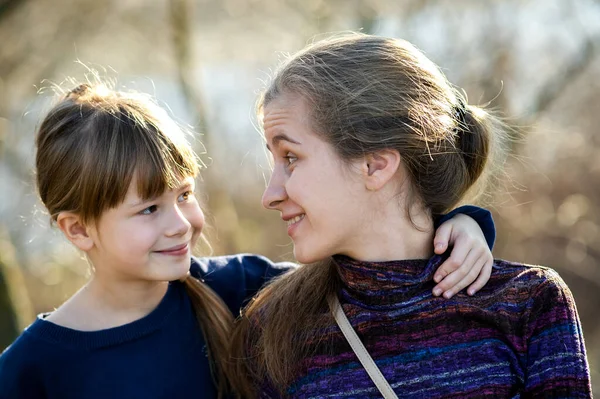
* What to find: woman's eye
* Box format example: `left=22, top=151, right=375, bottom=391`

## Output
left=178, top=191, right=193, bottom=202
left=284, top=152, right=298, bottom=165
left=139, top=205, right=157, bottom=215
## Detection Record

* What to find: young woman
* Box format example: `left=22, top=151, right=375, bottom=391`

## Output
left=0, top=83, right=494, bottom=398
left=231, top=34, right=592, bottom=398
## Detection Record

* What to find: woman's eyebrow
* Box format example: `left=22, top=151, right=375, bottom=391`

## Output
left=266, top=133, right=301, bottom=151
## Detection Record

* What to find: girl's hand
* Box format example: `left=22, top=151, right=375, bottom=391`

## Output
left=432, top=214, right=493, bottom=299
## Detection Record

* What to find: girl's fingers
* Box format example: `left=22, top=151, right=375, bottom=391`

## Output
left=433, top=247, right=479, bottom=296
left=438, top=250, right=485, bottom=298
left=433, top=235, right=472, bottom=284
left=466, top=256, right=493, bottom=296
left=433, top=222, right=453, bottom=255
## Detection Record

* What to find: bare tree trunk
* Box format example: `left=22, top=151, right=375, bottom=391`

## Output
left=168, top=0, right=239, bottom=255
left=168, top=0, right=210, bottom=150
left=528, top=37, right=597, bottom=121
left=0, top=228, right=34, bottom=351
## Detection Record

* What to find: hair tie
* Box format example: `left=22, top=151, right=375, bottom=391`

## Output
left=453, top=97, right=468, bottom=134
left=65, top=83, right=91, bottom=99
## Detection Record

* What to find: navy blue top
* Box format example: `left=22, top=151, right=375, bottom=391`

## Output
left=437, top=205, right=495, bottom=250
left=0, top=206, right=494, bottom=399
left=0, top=254, right=294, bottom=399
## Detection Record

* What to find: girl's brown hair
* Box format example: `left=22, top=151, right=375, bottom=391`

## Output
left=36, top=83, right=233, bottom=397
left=230, top=33, right=508, bottom=396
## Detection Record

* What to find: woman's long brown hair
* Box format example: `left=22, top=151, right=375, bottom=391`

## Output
left=35, top=83, right=234, bottom=397
left=230, top=33, right=508, bottom=397
left=230, top=259, right=339, bottom=397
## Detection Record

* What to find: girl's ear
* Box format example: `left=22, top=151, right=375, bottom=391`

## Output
left=362, top=149, right=402, bottom=191
left=56, top=212, right=94, bottom=252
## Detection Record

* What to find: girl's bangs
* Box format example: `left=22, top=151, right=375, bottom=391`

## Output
left=131, top=123, right=199, bottom=202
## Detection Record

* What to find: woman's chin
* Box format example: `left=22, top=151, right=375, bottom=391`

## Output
left=293, top=245, right=327, bottom=265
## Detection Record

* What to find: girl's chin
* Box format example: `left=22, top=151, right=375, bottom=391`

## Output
left=163, top=257, right=192, bottom=281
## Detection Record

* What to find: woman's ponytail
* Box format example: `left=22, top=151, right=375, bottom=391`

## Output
left=456, top=101, right=490, bottom=186
left=453, top=94, right=508, bottom=204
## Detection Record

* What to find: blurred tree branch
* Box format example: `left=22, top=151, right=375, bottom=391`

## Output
left=0, top=1, right=111, bottom=84
left=528, top=34, right=598, bottom=122
left=0, top=0, right=22, bottom=22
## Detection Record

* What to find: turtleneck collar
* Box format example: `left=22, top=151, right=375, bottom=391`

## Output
left=333, top=254, right=444, bottom=308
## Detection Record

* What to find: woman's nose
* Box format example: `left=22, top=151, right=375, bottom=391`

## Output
left=262, top=168, right=287, bottom=210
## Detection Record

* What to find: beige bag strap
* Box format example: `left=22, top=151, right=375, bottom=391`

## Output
left=328, top=295, right=399, bottom=399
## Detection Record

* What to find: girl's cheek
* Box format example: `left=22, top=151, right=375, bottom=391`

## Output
left=186, top=207, right=205, bottom=230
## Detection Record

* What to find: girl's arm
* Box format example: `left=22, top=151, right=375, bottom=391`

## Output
left=193, top=205, right=496, bottom=306
left=433, top=205, right=495, bottom=298
left=190, top=254, right=295, bottom=314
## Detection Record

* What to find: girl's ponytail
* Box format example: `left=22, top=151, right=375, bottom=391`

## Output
left=183, top=276, right=234, bottom=398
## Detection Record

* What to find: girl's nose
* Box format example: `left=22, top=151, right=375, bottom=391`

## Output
left=165, top=205, right=191, bottom=237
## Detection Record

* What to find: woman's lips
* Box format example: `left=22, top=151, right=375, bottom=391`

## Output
left=285, top=214, right=305, bottom=237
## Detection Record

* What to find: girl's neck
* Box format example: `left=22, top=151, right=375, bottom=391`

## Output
left=46, top=277, right=169, bottom=331
left=86, top=275, right=169, bottom=314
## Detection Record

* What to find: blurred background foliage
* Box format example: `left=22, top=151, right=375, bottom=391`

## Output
left=0, top=0, right=598, bottom=393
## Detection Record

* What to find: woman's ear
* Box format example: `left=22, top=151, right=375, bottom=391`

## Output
left=362, top=149, right=402, bottom=191
left=56, top=212, right=94, bottom=252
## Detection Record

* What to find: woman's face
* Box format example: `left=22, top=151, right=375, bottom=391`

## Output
left=261, top=92, right=371, bottom=263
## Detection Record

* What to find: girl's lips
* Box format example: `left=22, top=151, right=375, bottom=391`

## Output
left=156, top=243, right=189, bottom=256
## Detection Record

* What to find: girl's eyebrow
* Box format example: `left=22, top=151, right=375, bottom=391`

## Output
left=173, top=179, right=195, bottom=192
left=127, top=198, right=152, bottom=208
left=266, top=133, right=301, bottom=151
left=127, top=183, right=193, bottom=208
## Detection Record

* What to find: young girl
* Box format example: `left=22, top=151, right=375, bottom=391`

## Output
left=0, top=82, right=495, bottom=398
left=231, top=34, right=592, bottom=397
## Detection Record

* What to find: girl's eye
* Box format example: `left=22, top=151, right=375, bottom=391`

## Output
left=284, top=152, right=298, bottom=166
left=139, top=205, right=157, bottom=215
left=178, top=191, right=193, bottom=202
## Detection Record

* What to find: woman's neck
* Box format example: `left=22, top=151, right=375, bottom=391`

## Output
left=342, top=204, right=435, bottom=262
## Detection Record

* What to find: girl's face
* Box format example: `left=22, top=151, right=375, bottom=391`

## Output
left=262, top=93, right=370, bottom=264
left=88, top=175, right=204, bottom=282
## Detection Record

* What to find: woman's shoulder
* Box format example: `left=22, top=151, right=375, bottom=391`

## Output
left=489, top=259, right=575, bottom=310
left=491, top=259, right=567, bottom=288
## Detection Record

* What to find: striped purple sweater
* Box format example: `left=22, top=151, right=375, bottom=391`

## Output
left=262, top=255, right=592, bottom=398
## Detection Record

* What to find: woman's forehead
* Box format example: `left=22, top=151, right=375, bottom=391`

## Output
left=264, top=95, right=313, bottom=141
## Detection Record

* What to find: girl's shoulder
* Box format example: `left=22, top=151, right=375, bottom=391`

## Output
left=190, top=254, right=297, bottom=313
left=0, top=318, right=61, bottom=397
